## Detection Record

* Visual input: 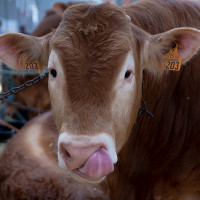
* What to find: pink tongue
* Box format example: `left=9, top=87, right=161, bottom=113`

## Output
left=79, top=147, right=114, bottom=179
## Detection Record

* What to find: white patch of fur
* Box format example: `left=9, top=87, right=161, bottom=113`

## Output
left=114, top=51, right=135, bottom=90
left=111, top=51, right=136, bottom=150
left=48, top=50, right=69, bottom=115
left=25, top=124, right=59, bottom=169
left=48, top=50, right=66, bottom=87
left=58, top=132, right=118, bottom=169
left=26, top=124, right=45, bottom=157
left=125, top=14, right=131, bottom=22
left=48, top=50, right=63, bottom=73
left=112, top=51, right=136, bottom=115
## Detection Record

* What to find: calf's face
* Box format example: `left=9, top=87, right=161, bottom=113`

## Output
left=0, top=3, right=200, bottom=183
left=48, top=4, right=141, bottom=182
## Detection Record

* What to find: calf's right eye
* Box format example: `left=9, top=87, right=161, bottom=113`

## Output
left=124, top=70, right=131, bottom=79
left=50, top=69, right=57, bottom=78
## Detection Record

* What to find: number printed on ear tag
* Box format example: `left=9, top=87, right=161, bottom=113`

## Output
left=18, top=56, right=40, bottom=70
left=160, top=43, right=182, bottom=71
left=24, top=62, right=40, bottom=70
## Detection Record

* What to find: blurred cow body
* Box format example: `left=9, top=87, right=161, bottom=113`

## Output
left=0, top=112, right=108, bottom=200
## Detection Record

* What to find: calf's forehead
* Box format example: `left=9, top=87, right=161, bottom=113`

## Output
left=49, top=3, right=133, bottom=106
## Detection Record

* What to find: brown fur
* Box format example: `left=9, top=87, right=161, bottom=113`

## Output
left=0, top=112, right=108, bottom=200
left=50, top=3, right=135, bottom=133
left=10, top=7, right=62, bottom=118
left=0, top=1, right=200, bottom=200
left=107, top=0, right=200, bottom=199
left=5, top=2, right=90, bottom=119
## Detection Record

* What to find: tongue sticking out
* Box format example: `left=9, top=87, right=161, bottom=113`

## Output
left=78, top=147, right=114, bottom=180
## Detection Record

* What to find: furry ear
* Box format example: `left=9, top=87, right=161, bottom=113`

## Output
left=53, top=2, right=68, bottom=15
left=31, top=9, right=61, bottom=37
left=53, top=2, right=96, bottom=16
left=132, top=26, right=200, bottom=73
left=0, top=32, right=52, bottom=71
left=159, top=28, right=200, bottom=64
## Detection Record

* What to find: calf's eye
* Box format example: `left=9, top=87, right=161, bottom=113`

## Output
left=50, top=69, right=57, bottom=78
left=125, top=71, right=131, bottom=79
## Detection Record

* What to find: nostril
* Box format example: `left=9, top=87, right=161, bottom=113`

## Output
left=61, top=143, right=72, bottom=162
left=64, top=150, right=72, bottom=162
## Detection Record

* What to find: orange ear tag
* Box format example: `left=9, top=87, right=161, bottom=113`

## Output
left=24, top=62, right=40, bottom=70
left=160, top=43, right=182, bottom=71
left=18, top=56, right=40, bottom=70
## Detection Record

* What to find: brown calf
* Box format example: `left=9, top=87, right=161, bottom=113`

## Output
left=0, top=0, right=200, bottom=199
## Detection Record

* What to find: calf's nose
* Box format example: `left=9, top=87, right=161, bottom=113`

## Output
left=60, top=142, right=100, bottom=170
left=60, top=142, right=114, bottom=180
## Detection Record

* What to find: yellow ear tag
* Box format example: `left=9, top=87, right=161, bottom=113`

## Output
left=160, top=43, right=182, bottom=71
left=18, top=56, right=40, bottom=70
left=24, top=62, right=40, bottom=70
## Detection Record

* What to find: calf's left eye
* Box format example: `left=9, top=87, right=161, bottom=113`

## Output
left=124, top=71, right=131, bottom=79
left=50, top=69, right=57, bottom=78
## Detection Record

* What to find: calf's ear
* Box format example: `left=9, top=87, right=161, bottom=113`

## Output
left=53, top=2, right=98, bottom=16
left=53, top=2, right=68, bottom=15
left=133, top=26, right=200, bottom=73
left=0, top=32, right=52, bottom=71
left=53, top=2, right=82, bottom=15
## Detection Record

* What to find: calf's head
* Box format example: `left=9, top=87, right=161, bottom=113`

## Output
left=0, top=3, right=200, bottom=183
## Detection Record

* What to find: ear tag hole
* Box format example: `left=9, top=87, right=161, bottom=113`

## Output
left=160, top=42, right=182, bottom=71
left=172, top=43, right=176, bottom=49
